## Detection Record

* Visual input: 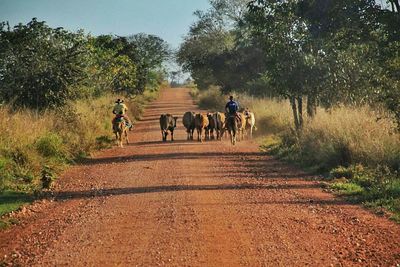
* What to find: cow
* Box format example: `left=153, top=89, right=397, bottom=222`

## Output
left=244, top=109, right=257, bottom=138
left=237, top=112, right=247, bottom=141
left=194, top=113, right=209, bottom=142
left=213, top=112, right=226, bottom=141
left=159, top=114, right=178, bottom=142
left=182, top=111, right=195, bottom=140
left=205, top=112, right=216, bottom=140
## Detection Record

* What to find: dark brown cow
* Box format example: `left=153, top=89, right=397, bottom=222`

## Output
left=159, top=114, right=177, bottom=142
left=182, top=111, right=195, bottom=140
left=206, top=112, right=216, bottom=140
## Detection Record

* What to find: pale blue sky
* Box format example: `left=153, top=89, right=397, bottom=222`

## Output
left=0, top=0, right=210, bottom=48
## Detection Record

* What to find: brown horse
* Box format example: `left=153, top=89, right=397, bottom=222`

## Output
left=113, top=119, right=129, bottom=147
left=226, top=114, right=238, bottom=145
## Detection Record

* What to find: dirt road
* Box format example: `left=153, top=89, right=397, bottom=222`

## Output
left=1, top=88, right=400, bottom=266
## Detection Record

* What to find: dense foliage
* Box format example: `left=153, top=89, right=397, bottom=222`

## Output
left=0, top=18, right=170, bottom=109
left=178, top=0, right=400, bottom=129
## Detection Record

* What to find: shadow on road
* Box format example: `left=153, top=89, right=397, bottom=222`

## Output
left=48, top=183, right=346, bottom=206
left=79, top=151, right=267, bottom=165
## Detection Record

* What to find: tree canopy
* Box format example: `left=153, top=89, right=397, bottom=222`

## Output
left=177, top=0, right=400, bottom=129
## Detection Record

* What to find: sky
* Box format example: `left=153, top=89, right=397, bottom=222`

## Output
left=0, top=0, right=211, bottom=49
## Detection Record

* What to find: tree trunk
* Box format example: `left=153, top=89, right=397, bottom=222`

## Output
left=307, top=94, right=317, bottom=118
left=297, top=96, right=303, bottom=128
left=290, top=96, right=300, bottom=130
left=390, top=0, right=400, bottom=12
left=396, top=0, right=400, bottom=13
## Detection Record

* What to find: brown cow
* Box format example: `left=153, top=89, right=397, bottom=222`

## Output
left=213, top=112, right=226, bottom=141
left=194, top=113, right=209, bottom=142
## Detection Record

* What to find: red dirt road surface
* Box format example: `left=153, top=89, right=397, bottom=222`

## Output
left=1, top=88, right=400, bottom=266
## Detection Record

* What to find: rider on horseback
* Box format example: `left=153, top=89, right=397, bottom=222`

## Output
left=225, top=96, right=241, bottom=124
left=112, top=99, right=133, bottom=130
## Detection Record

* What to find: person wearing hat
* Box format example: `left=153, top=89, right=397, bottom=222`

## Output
left=112, top=99, right=133, bottom=130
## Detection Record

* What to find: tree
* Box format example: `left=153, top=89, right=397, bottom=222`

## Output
left=0, top=18, right=89, bottom=109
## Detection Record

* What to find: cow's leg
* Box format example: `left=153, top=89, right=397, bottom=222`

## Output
left=162, top=131, right=167, bottom=142
left=171, top=130, right=174, bottom=141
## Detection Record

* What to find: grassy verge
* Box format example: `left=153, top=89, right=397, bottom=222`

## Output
left=193, top=86, right=400, bottom=220
left=0, top=86, right=162, bottom=223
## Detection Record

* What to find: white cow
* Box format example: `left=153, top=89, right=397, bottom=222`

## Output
left=244, top=109, right=256, bottom=138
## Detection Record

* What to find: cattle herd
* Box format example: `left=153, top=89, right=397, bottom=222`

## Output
left=159, top=110, right=256, bottom=145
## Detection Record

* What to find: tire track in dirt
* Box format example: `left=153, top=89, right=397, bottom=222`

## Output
left=1, top=88, right=400, bottom=266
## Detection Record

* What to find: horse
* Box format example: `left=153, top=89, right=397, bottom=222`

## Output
left=113, top=118, right=129, bottom=147
left=226, top=114, right=239, bottom=145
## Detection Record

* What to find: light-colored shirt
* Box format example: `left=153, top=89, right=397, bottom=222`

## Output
left=113, top=103, right=128, bottom=115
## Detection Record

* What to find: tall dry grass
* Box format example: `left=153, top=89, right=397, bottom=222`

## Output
left=193, top=87, right=400, bottom=171
left=0, top=91, right=158, bottom=192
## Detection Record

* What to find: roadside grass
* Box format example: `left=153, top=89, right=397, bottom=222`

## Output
left=0, top=87, right=161, bottom=220
left=0, top=191, right=33, bottom=229
left=0, top=191, right=33, bottom=217
left=193, top=86, right=400, bottom=220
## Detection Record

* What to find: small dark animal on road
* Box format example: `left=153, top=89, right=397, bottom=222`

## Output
left=159, top=114, right=178, bottom=142
left=206, top=113, right=216, bottom=140
left=182, top=111, right=195, bottom=140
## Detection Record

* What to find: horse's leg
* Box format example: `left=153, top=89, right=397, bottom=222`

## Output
left=125, top=129, right=129, bottom=145
left=118, top=131, right=122, bottom=147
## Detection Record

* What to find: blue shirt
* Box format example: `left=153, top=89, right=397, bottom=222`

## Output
left=225, top=100, right=239, bottom=114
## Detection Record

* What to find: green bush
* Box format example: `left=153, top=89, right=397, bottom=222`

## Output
left=331, top=182, right=364, bottom=196
left=197, top=86, right=226, bottom=111
left=35, top=133, right=67, bottom=159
